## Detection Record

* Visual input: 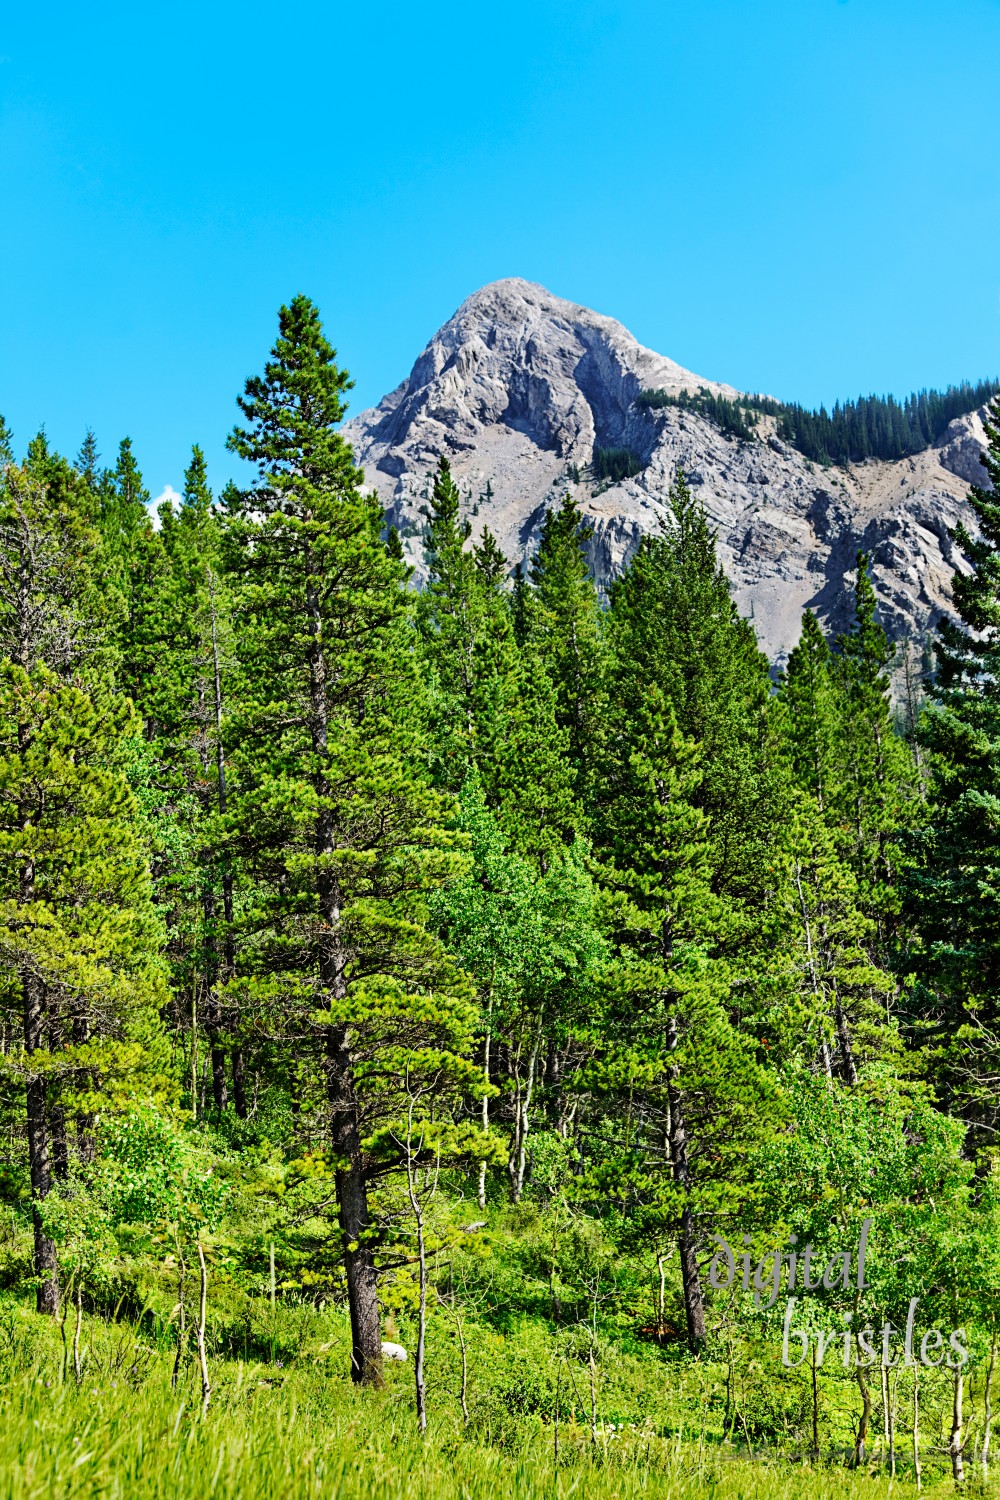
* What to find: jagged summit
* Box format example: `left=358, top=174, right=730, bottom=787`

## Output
left=342, top=281, right=984, bottom=663
left=352, top=278, right=734, bottom=473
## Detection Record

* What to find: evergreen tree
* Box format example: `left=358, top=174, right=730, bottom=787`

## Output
left=510, top=563, right=532, bottom=648
left=778, top=610, right=840, bottom=813
left=146, top=448, right=247, bottom=1120
left=0, top=461, right=167, bottom=1312
left=907, top=396, right=1000, bottom=1138
left=472, top=526, right=507, bottom=587
left=93, top=438, right=170, bottom=712
left=832, top=552, right=914, bottom=951
left=416, top=456, right=486, bottom=781
left=223, top=296, right=478, bottom=1385
left=528, top=493, right=604, bottom=797
left=589, top=684, right=780, bottom=1347
left=604, top=471, right=778, bottom=917
left=416, top=457, right=578, bottom=867
left=385, top=523, right=406, bottom=567
left=75, top=430, right=100, bottom=487
left=769, top=794, right=897, bottom=1082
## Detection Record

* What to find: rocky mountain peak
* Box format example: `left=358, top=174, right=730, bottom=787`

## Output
left=342, top=282, right=986, bottom=665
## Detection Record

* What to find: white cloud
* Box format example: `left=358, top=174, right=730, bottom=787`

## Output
left=152, top=485, right=182, bottom=509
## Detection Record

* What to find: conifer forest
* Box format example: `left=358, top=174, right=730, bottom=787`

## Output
left=4, top=295, right=1000, bottom=1499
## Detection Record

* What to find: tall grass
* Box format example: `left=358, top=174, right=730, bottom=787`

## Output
left=0, top=1310, right=965, bottom=1500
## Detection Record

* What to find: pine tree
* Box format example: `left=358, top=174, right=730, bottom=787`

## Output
left=95, top=439, right=169, bottom=711
left=416, top=456, right=483, bottom=780
left=0, top=461, right=167, bottom=1312
left=223, top=296, right=477, bottom=1385
left=147, top=448, right=247, bottom=1120
left=100, top=437, right=151, bottom=570
left=770, top=794, right=897, bottom=1082
left=831, top=552, right=914, bottom=951
left=907, top=396, right=1000, bottom=1137
left=778, top=610, right=840, bottom=813
left=416, top=457, right=578, bottom=867
left=75, top=430, right=100, bottom=486
left=510, top=564, right=532, bottom=649
left=604, top=470, right=778, bottom=918
left=472, top=527, right=507, bottom=587
left=528, top=493, right=604, bottom=797
left=590, top=683, right=780, bottom=1347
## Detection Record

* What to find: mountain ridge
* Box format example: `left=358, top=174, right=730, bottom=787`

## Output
left=342, top=278, right=986, bottom=663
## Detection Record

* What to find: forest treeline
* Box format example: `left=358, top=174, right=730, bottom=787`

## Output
left=2, top=296, right=1000, bottom=1475
left=638, top=377, right=1000, bottom=464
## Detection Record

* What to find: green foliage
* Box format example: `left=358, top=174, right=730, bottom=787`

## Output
left=527, top=493, right=604, bottom=800
left=905, top=394, right=1000, bottom=1135
left=638, top=378, right=1000, bottom=465
left=0, top=664, right=171, bottom=1102
left=604, top=471, right=778, bottom=916
left=1, top=296, right=997, bottom=1491
left=637, top=385, right=772, bottom=442
left=775, top=379, right=1000, bottom=465
left=592, top=446, right=642, bottom=482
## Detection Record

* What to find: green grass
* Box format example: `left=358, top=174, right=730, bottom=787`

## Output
left=0, top=1306, right=979, bottom=1500
left=0, top=1367, right=956, bottom=1500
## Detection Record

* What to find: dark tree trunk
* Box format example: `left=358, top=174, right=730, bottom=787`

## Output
left=46, top=1018, right=68, bottom=1180
left=305, top=564, right=382, bottom=1386
left=833, top=991, right=859, bottom=1087
left=24, top=975, right=58, bottom=1314
left=208, top=571, right=245, bottom=1119
left=49, top=1100, right=69, bottom=1181
left=231, top=1040, right=247, bottom=1120
left=677, top=1203, right=706, bottom=1349
left=666, top=1019, right=705, bottom=1350
left=853, top=1364, right=872, bottom=1467
left=202, top=891, right=228, bottom=1115
left=328, top=1023, right=383, bottom=1386
left=72, top=1012, right=95, bottom=1164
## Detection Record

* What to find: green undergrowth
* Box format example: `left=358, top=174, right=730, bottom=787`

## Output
left=0, top=1297, right=987, bottom=1500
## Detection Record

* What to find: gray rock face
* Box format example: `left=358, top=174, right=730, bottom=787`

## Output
left=343, top=278, right=987, bottom=665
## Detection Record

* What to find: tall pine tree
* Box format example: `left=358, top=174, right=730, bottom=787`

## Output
left=907, top=397, right=1000, bottom=1139
left=223, top=297, right=477, bottom=1385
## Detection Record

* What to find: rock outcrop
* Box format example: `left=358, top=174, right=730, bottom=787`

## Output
left=343, top=278, right=986, bottom=664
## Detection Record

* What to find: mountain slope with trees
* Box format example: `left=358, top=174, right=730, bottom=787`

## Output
left=344, top=278, right=987, bottom=666
left=0, top=301, right=997, bottom=1492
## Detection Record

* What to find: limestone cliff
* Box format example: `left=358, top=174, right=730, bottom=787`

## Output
left=343, top=278, right=984, bottom=664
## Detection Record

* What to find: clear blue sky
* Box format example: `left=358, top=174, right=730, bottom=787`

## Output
left=2, top=0, right=999, bottom=500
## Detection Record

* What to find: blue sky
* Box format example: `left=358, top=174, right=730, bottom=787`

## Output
left=1, top=0, right=999, bottom=500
